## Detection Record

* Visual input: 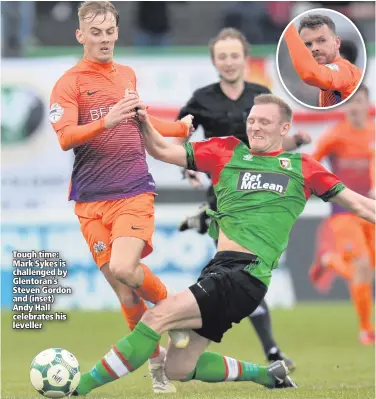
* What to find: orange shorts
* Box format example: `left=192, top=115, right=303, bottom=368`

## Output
left=314, top=214, right=375, bottom=267
left=75, top=193, right=155, bottom=268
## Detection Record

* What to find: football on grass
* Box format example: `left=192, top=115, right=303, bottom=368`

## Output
left=30, top=348, right=80, bottom=398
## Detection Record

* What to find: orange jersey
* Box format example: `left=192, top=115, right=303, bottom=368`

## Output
left=284, top=25, right=362, bottom=107
left=312, top=118, right=375, bottom=213
left=50, top=57, right=187, bottom=202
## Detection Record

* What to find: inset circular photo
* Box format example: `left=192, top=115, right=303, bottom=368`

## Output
left=277, top=8, right=366, bottom=109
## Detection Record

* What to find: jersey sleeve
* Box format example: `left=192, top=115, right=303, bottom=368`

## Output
left=302, top=153, right=346, bottom=201
left=311, top=126, right=338, bottom=161
left=177, top=92, right=203, bottom=130
left=149, top=115, right=188, bottom=137
left=184, top=136, right=238, bottom=174
left=50, top=75, right=79, bottom=132
left=284, top=24, right=352, bottom=91
left=49, top=74, right=105, bottom=151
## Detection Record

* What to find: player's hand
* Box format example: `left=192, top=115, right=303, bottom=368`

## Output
left=179, top=114, right=195, bottom=137
left=184, top=170, right=203, bottom=188
left=104, top=95, right=141, bottom=129
left=368, top=188, right=375, bottom=199
left=294, top=131, right=312, bottom=147
left=136, top=103, right=149, bottom=124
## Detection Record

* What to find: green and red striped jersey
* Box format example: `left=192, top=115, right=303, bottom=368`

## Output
left=184, top=136, right=345, bottom=286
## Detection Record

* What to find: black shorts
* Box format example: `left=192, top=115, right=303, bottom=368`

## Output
left=189, top=251, right=267, bottom=343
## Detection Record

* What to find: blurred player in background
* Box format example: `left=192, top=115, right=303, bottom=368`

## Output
left=73, top=94, right=375, bottom=396
left=309, top=85, right=375, bottom=344
left=284, top=14, right=362, bottom=107
left=177, top=28, right=312, bottom=370
left=49, top=1, right=192, bottom=393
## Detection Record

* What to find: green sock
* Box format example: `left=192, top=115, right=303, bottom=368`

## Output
left=185, top=352, right=274, bottom=387
left=76, top=321, right=160, bottom=394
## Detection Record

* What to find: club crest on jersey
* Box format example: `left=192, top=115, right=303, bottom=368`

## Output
left=278, top=157, right=292, bottom=170
left=237, top=172, right=289, bottom=194
left=243, top=154, right=253, bottom=161
left=49, top=103, right=64, bottom=123
left=93, top=241, right=107, bottom=254
left=325, top=63, right=339, bottom=71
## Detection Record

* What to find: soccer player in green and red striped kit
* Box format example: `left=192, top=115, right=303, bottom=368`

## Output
left=73, top=94, right=375, bottom=395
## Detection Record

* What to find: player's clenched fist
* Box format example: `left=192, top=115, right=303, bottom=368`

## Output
left=104, top=94, right=141, bottom=129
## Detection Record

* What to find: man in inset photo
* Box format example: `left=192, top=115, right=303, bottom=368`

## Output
left=283, top=14, right=362, bottom=107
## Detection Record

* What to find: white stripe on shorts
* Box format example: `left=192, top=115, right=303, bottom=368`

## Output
left=104, top=348, right=130, bottom=377
left=224, top=356, right=239, bottom=381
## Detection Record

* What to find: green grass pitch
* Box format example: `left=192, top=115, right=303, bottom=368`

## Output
left=1, top=302, right=375, bottom=399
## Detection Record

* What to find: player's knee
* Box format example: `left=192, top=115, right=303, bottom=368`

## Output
left=140, top=307, right=165, bottom=333
left=109, top=261, right=139, bottom=288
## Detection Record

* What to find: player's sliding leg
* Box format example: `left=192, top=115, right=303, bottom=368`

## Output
left=109, top=236, right=189, bottom=349
left=100, top=263, right=176, bottom=393
left=164, top=330, right=295, bottom=388
left=349, top=255, right=375, bottom=344
left=247, top=299, right=295, bottom=372
left=73, top=289, right=296, bottom=395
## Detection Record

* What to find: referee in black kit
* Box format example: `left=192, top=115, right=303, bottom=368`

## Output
left=176, top=28, right=312, bottom=371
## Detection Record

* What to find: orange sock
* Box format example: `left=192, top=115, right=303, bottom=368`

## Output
left=349, top=282, right=374, bottom=333
left=134, top=263, right=168, bottom=304
left=120, top=299, right=160, bottom=358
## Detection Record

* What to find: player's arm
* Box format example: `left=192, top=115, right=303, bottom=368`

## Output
left=138, top=105, right=224, bottom=175
left=50, top=77, right=139, bottom=151
left=50, top=77, right=103, bottom=151
left=137, top=106, right=189, bottom=167
left=284, top=24, right=351, bottom=91
left=303, top=154, right=375, bottom=224
left=329, top=188, right=375, bottom=224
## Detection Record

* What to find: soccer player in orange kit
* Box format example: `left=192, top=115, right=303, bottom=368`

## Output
left=309, top=85, right=375, bottom=344
left=49, top=1, right=192, bottom=393
left=284, top=14, right=362, bottom=107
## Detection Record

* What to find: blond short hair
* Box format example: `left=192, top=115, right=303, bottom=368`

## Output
left=254, top=94, right=293, bottom=123
left=209, top=28, right=250, bottom=59
left=78, top=1, right=119, bottom=26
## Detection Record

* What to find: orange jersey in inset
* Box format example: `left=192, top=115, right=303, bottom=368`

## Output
left=312, top=118, right=375, bottom=213
left=284, top=25, right=362, bottom=107
left=50, top=57, right=187, bottom=202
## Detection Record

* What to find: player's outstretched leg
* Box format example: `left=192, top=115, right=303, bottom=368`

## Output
left=248, top=299, right=296, bottom=372
left=165, top=331, right=297, bottom=389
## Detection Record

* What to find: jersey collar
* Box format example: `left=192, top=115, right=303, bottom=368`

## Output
left=250, top=149, right=284, bottom=157
left=82, top=57, right=115, bottom=72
